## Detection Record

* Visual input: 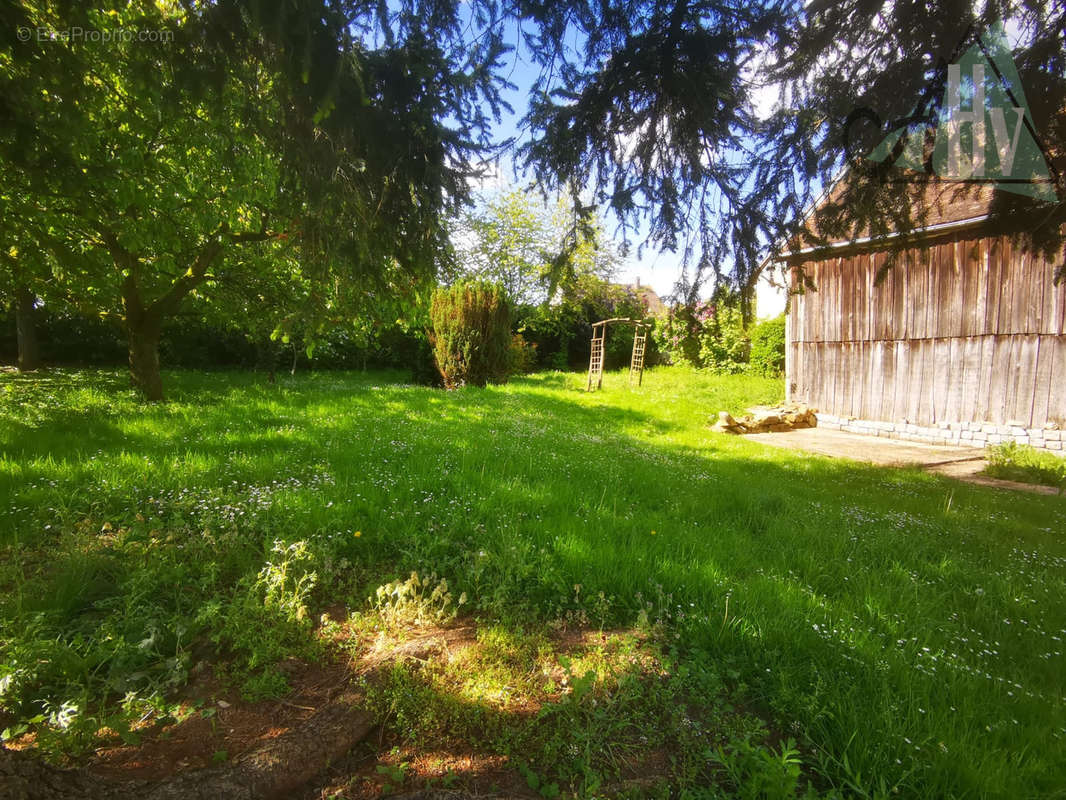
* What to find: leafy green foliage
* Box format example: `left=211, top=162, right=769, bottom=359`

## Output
left=452, top=188, right=622, bottom=306
left=655, top=303, right=784, bottom=377
left=655, top=299, right=748, bottom=373
left=429, top=282, right=512, bottom=388
left=509, top=333, right=538, bottom=375
left=710, top=737, right=805, bottom=800
left=0, top=0, right=509, bottom=398
left=697, top=304, right=750, bottom=375
left=516, top=276, right=659, bottom=371
left=747, top=315, right=787, bottom=378
left=985, top=442, right=1066, bottom=490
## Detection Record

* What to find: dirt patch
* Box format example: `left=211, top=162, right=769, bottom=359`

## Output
left=304, top=738, right=535, bottom=800
left=90, top=657, right=350, bottom=781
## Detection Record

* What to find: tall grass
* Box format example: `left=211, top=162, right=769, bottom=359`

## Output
left=1, top=366, right=1064, bottom=796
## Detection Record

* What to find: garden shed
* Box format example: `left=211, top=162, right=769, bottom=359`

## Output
left=777, top=184, right=1066, bottom=452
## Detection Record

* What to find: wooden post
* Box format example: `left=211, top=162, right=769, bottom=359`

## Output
left=629, top=324, right=647, bottom=386
left=586, top=323, right=605, bottom=391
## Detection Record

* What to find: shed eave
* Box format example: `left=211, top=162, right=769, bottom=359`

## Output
left=773, top=214, right=991, bottom=263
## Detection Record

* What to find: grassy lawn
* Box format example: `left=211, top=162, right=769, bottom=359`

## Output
left=1, top=367, right=1064, bottom=797
left=984, top=442, right=1066, bottom=492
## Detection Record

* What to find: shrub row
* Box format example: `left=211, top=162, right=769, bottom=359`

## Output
left=653, top=305, right=785, bottom=377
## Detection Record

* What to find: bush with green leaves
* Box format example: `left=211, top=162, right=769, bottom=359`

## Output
left=985, top=442, right=1066, bottom=489
left=509, top=333, right=538, bottom=374
left=429, top=282, right=512, bottom=388
left=747, top=315, right=786, bottom=377
left=655, top=301, right=785, bottom=377
left=697, top=303, right=750, bottom=374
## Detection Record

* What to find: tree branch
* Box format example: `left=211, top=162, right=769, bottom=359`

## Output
left=146, top=237, right=226, bottom=321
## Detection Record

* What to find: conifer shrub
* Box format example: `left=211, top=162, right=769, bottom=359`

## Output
left=429, top=281, right=512, bottom=388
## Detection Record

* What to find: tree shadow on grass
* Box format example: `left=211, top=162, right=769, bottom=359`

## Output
left=2, top=370, right=1064, bottom=796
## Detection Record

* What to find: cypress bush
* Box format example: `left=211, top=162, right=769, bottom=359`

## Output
left=429, top=281, right=512, bottom=388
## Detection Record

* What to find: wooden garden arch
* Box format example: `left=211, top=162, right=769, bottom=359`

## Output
left=586, top=318, right=650, bottom=391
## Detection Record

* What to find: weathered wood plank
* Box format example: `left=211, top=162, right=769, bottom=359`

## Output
left=1031, top=336, right=1053, bottom=428
left=974, top=334, right=994, bottom=422
left=845, top=342, right=857, bottom=417
left=1028, top=247, right=1046, bottom=334
left=943, top=336, right=963, bottom=424
left=916, top=339, right=933, bottom=423
left=974, top=238, right=990, bottom=336
left=892, top=252, right=906, bottom=341
left=843, top=257, right=855, bottom=342
left=886, top=340, right=901, bottom=422
left=927, top=246, right=941, bottom=343
left=933, top=337, right=952, bottom=423
left=944, top=240, right=962, bottom=338
left=867, top=340, right=883, bottom=420
left=1053, top=259, right=1066, bottom=336
left=856, top=341, right=868, bottom=418
left=990, top=237, right=1007, bottom=336
left=1012, top=335, right=1038, bottom=427
left=1048, top=335, right=1066, bottom=428
left=864, top=252, right=875, bottom=341
left=988, top=335, right=1012, bottom=425
left=960, top=240, right=980, bottom=337
left=958, top=336, right=982, bottom=423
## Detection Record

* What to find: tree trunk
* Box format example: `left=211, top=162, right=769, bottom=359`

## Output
left=128, top=322, right=164, bottom=401
left=14, top=287, right=40, bottom=372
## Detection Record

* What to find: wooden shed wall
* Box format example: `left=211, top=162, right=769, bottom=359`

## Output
left=786, top=233, right=1066, bottom=429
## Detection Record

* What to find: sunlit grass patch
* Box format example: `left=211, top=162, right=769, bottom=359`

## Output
left=1, top=366, right=1064, bottom=796
left=985, top=441, right=1066, bottom=490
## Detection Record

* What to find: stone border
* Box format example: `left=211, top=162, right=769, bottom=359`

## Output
left=815, top=413, right=1064, bottom=453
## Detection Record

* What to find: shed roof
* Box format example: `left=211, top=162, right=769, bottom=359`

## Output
left=779, top=175, right=997, bottom=263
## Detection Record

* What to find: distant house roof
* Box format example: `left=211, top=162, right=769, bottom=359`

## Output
left=630, top=281, right=666, bottom=316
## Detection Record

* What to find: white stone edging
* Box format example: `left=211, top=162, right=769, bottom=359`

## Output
left=814, top=413, right=1065, bottom=453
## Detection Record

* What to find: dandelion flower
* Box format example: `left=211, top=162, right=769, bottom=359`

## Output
left=354, top=530, right=362, bottom=538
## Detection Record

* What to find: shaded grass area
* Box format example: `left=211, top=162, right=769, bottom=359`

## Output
left=1, top=366, right=1065, bottom=797
left=985, top=441, right=1066, bottom=491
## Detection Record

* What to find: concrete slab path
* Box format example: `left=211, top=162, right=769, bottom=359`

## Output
left=742, top=428, right=1063, bottom=497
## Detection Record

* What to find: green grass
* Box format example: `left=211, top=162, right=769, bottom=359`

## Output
left=985, top=441, right=1066, bottom=491
left=1, top=366, right=1065, bottom=797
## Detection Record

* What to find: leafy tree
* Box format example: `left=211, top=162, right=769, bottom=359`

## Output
left=0, top=0, right=508, bottom=398
left=452, top=191, right=555, bottom=305
left=452, top=188, right=620, bottom=305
